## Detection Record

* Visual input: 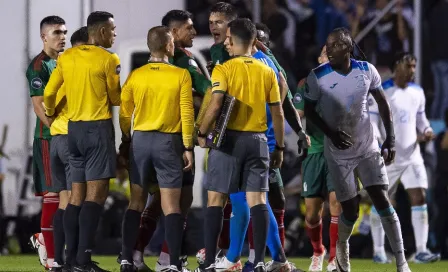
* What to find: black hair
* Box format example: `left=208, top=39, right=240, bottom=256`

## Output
left=161, top=10, right=193, bottom=27
left=210, top=2, right=238, bottom=21
left=87, top=11, right=114, bottom=30
left=389, top=52, right=417, bottom=72
left=330, top=27, right=367, bottom=61
left=255, top=23, right=271, bottom=37
left=228, top=18, right=256, bottom=47
left=70, top=26, right=88, bottom=46
left=40, top=16, right=65, bottom=30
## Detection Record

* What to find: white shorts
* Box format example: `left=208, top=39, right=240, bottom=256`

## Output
left=325, top=151, right=388, bottom=202
left=386, top=161, right=428, bottom=195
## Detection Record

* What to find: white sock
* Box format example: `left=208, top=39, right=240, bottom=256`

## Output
left=338, top=214, right=355, bottom=243
left=38, top=233, right=45, bottom=245
left=378, top=207, right=406, bottom=267
left=158, top=251, right=170, bottom=266
left=133, top=250, right=143, bottom=264
left=370, top=207, right=386, bottom=256
left=248, top=249, right=255, bottom=263
left=411, top=204, right=429, bottom=254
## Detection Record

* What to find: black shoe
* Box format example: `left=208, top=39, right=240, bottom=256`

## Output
left=62, top=264, right=72, bottom=272
left=72, top=261, right=111, bottom=272
left=117, top=252, right=123, bottom=265
left=50, top=266, right=63, bottom=272
left=120, top=263, right=137, bottom=272
left=253, top=263, right=266, bottom=272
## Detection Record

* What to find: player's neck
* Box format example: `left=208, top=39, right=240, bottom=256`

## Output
left=43, top=47, right=59, bottom=60
left=394, top=77, right=408, bottom=89
left=332, top=58, right=351, bottom=75
left=149, top=54, right=169, bottom=63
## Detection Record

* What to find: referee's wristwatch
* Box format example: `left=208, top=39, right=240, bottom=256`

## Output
left=197, top=130, right=207, bottom=138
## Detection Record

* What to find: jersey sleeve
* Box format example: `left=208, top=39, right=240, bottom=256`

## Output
left=44, top=64, right=64, bottom=116
left=368, top=63, right=382, bottom=90
left=187, top=59, right=211, bottom=96
left=211, top=65, right=227, bottom=94
left=304, top=71, right=320, bottom=102
left=266, top=69, right=281, bottom=105
left=105, top=53, right=121, bottom=106
left=293, top=78, right=306, bottom=110
left=180, top=70, right=194, bottom=147
left=27, top=63, right=48, bottom=97
left=119, top=72, right=134, bottom=137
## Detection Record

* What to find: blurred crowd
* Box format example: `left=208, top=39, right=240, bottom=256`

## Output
left=1, top=0, right=448, bottom=261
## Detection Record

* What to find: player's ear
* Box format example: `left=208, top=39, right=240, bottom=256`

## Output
left=40, top=32, right=46, bottom=42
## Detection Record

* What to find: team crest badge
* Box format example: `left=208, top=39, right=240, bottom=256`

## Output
left=31, top=77, right=43, bottom=89
left=293, top=93, right=302, bottom=104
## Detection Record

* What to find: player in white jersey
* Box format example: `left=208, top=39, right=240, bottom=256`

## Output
left=368, top=52, right=440, bottom=264
left=303, top=28, right=411, bottom=272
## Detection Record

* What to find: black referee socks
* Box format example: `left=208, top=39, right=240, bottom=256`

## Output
left=64, top=204, right=81, bottom=265
left=204, top=206, right=224, bottom=267
left=251, top=204, right=269, bottom=265
left=121, top=209, right=142, bottom=263
left=165, top=213, right=184, bottom=270
left=53, top=208, right=65, bottom=265
left=77, top=201, right=103, bottom=265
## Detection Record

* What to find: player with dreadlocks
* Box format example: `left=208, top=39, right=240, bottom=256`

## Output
left=303, top=27, right=411, bottom=272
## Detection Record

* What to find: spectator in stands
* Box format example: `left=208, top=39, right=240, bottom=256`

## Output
left=429, top=0, right=448, bottom=119
left=434, top=108, right=448, bottom=258
left=353, top=0, right=410, bottom=76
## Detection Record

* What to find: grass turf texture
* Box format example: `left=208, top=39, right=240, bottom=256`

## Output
left=1, top=255, right=447, bottom=272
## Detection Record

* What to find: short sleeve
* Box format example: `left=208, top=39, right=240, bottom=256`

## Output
left=293, top=78, right=306, bottom=110
left=27, top=64, right=47, bottom=97
left=368, top=63, right=382, bottom=90
left=303, top=71, right=320, bottom=102
left=266, top=69, right=281, bottom=105
left=211, top=64, right=227, bottom=94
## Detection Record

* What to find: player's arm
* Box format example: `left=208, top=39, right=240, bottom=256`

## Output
left=416, top=91, right=432, bottom=136
left=267, top=69, right=285, bottom=148
left=198, top=66, right=226, bottom=135
left=28, top=64, right=56, bottom=126
left=180, top=71, right=195, bottom=149
left=367, top=96, right=386, bottom=144
left=118, top=73, right=134, bottom=142
left=106, top=53, right=121, bottom=106
left=278, top=72, right=288, bottom=102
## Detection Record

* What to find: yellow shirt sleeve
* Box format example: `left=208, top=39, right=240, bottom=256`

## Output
left=211, top=65, right=227, bottom=94
left=44, top=64, right=64, bottom=116
left=119, top=73, right=134, bottom=138
left=266, top=69, right=281, bottom=105
left=106, top=53, right=121, bottom=106
left=180, top=70, right=194, bottom=148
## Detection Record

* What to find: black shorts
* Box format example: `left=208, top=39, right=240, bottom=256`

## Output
left=50, top=135, right=71, bottom=192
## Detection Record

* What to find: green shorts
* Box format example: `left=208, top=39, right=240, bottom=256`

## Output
left=33, top=138, right=57, bottom=196
left=301, top=152, right=334, bottom=198
left=268, top=168, right=283, bottom=189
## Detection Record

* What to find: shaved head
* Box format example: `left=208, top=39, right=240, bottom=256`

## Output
left=147, top=26, right=172, bottom=54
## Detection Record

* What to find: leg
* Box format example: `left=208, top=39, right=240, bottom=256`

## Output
left=53, top=190, right=69, bottom=267
left=65, top=182, right=85, bottom=266
left=204, top=191, right=228, bottom=268
left=226, top=192, right=250, bottom=263
left=268, top=168, right=286, bottom=247
left=121, top=183, right=148, bottom=264
left=328, top=192, right=341, bottom=266
left=304, top=198, right=325, bottom=256
left=246, top=192, right=269, bottom=267
left=218, top=201, right=232, bottom=251
left=265, top=197, right=286, bottom=263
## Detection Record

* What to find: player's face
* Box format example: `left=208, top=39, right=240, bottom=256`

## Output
left=224, top=28, right=234, bottom=56
left=166, top=33, right=175, bottom=58
left=100, top=18, right=117, bottom=48
left=257, top=30, right=270, bottom=48
left=42, top=24, right=67, bottom=53
left=318, top=45, right=329, bottom=64
left=325, top=34, right=350, bottom=66
left=175, top=19, right=197, bottom=48
left=209, top=12, right=229, bottom=44
left=396, top=58, right=416, bottom=81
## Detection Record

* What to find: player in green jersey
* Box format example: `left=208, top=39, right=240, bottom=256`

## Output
left=294, top=46, right=341, bottom=272
left=26, top=15, right=67, bottom=270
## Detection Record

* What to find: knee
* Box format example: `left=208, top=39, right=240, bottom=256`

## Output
left=59, top=191, right=70, bottom=210
left=408, top=189, right=426, bottom=206
left=207, top=191, right=228, bottom=207
left=329, top=192, right=342, bottom=216
left=340, top=198, right=360, bottom=222
left=305, top=202, right=323, bottom=225
left=128, top=198, right=146, bottom=212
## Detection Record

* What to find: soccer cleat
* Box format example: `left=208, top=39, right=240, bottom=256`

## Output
left=397, top=262, right=412, bottom=272
left=413, top=251, right=440, bottom=264
left=335, top=241, right=350, bottom=272
left=326, top=258, right=336, bottom=272
left=253, top=263, right=266, bottom=272
left=265, top=260, right=292, bottom=272
left=121, top=260, right=137, bottom=272
left=72, top=261, right=111, bottom=272
left=309, top=248, right=326, bottom=272
left=287, top=261, right=304, bottom=272
left=215, top=256, right=242, bottom=272
left=49, top=262, right=63, bottom=271
left=242, top=261, right=254, bottom=272
left=180, top=256, right=191, bottom=272
left=29, top=233, right=47, bottom=267
left=196, top=248, right=206, bottom=265
left=193, top=264, right=216, bottom=272
left=373, top=252, right=392, bottom=264
left=135, top=261, right=154, bottom=272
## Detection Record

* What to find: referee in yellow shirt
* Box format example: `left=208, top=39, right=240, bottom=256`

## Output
left=49, top=26, right=89, bottom=271
left=118, top=26, right=194, bottom=272
left=197, top=18, right=285, bottom=272
left=44, top=11, right=120, bottom=272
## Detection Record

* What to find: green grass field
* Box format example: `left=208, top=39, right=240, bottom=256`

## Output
left=0, top=255, right=447, bottom=272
